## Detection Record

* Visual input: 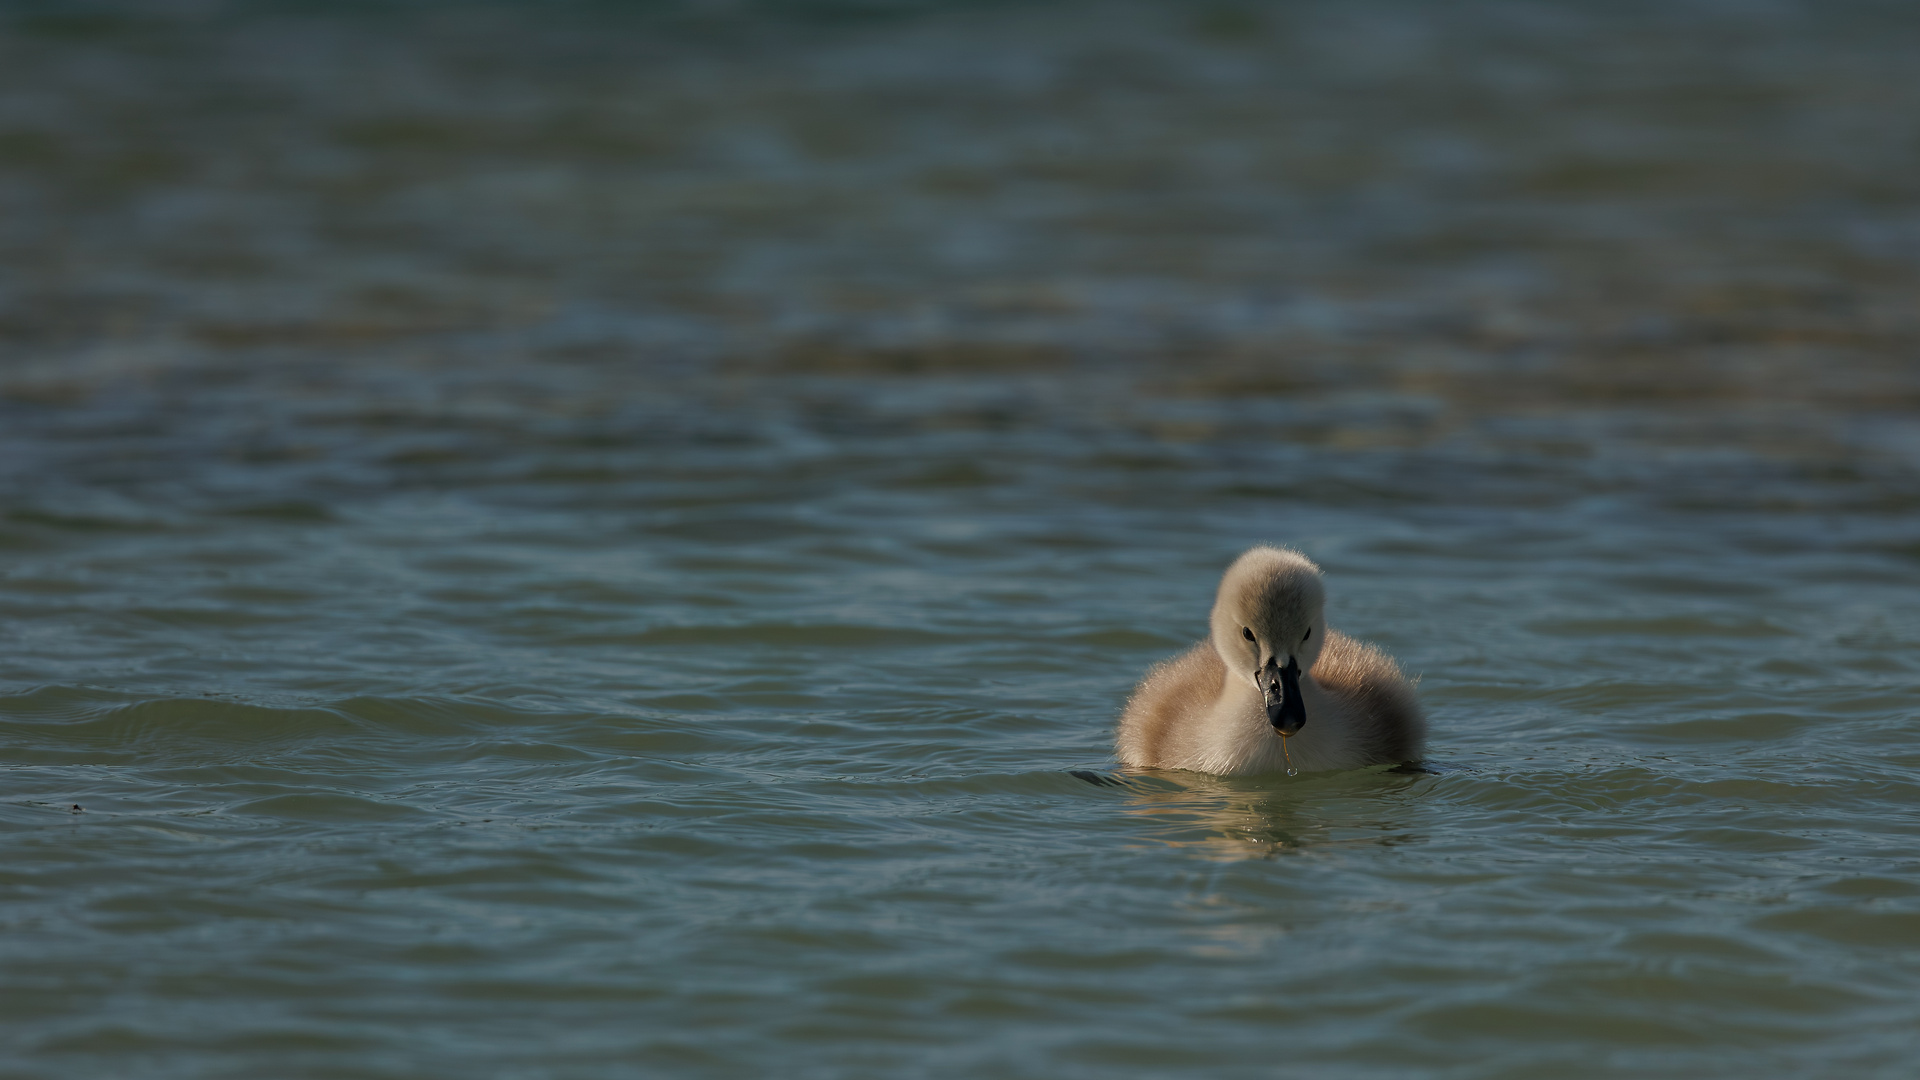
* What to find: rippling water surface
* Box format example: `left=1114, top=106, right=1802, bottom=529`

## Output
left=5, top=1, right=1920, bottom=1076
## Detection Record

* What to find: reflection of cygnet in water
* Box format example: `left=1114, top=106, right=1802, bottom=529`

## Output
left=1116, top=546, right=1425, bottom=776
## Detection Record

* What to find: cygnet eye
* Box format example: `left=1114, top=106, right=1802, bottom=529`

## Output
left=1241, top=627, right=1256, bottom=642
left=1302, top=627, right=1311, bottom=642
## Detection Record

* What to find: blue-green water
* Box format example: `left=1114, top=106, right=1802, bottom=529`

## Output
left=5, top=1, right=1920, bottom=1076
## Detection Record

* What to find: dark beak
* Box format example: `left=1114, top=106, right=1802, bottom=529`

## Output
left=1264, top=656, right=1306, bottom=736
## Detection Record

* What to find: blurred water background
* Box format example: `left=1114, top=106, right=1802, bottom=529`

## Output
left=4, top=0, right=1920, bottom=1076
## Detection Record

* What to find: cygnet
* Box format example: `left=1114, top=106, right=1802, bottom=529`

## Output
left=1116, top=546, right=1425, bottom=775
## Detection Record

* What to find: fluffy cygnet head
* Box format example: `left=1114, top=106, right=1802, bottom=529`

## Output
left=1208, top=546, right=1327, bottom=736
